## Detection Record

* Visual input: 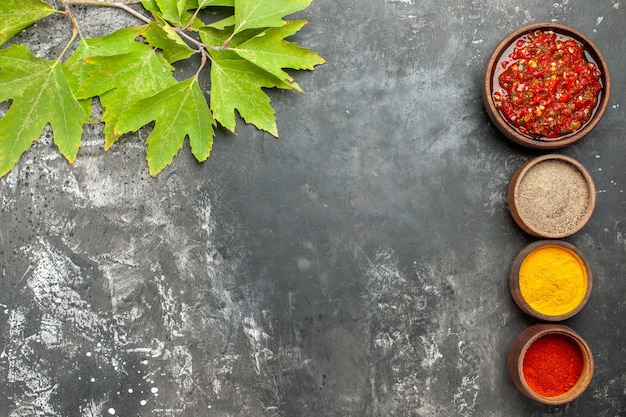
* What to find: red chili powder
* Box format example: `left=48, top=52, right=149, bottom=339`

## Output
left=522, top=333, right=584, bottom=397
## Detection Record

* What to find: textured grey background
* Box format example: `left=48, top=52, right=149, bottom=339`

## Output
left=0, top=0, right=625, bottom=416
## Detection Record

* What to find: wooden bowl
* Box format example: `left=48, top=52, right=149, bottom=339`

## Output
left=509, top=240, right=592, bottom=321
left=508, top=154, right=596, bottom=238
left=508, top=324, right=594, bottom=405
left=483, top=22, right=610, bottom=149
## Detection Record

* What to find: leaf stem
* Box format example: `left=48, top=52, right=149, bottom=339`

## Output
left=183, top=7, right=202, bottom=30
left=64, top=0, right=218, bottom=56
left=58, top=0, right=81, bottom=60
left=174, top=27, right=213, bottom=54
left=65, top=0, right=152, bottom=25
left=197, top=47, right=211, bottom=75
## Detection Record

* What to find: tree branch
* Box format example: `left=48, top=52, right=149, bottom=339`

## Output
left=65, top=0, right=152, bottom=25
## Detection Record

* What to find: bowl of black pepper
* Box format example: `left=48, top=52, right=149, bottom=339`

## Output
left=508, top=154, right=596, bottom=238
left=483, top=23, right=610, bottom=149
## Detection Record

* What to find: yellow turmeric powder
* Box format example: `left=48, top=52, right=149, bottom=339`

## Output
left=519, top=245, right=587, bottom=316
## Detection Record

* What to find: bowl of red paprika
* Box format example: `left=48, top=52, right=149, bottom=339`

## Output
left=508, top=324, right=594, bottom=405
left=483, top=23, right=610, bottom=149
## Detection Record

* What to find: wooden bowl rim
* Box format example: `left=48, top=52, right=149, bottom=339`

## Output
left=508, top=154, right=596, bottom=238
left=509, top=240, right=593, bottom=321
left=483, top=22, right=611, bottom=149
left=509, top=324, right=594, bottom=405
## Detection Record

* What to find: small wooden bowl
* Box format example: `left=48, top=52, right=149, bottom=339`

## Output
left=508, top=154, right=596, bottom=238
left=508, top=324, right=594, bottom=405
left=510, top=240, right=592, bottom=321
left=483, top=22, right=610, bottom=149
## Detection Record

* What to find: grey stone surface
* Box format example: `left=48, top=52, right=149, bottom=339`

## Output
left=1, top=0, right=625, bottom=416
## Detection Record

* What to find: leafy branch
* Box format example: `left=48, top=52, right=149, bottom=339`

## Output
left=0, top=0, right=324, bottom=176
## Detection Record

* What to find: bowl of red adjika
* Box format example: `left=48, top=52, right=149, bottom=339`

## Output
left=483, top=23, right=610, bottom=149
left=508, top=324, right=594, bottom=405
left=508, top=154, right=596, bottom=238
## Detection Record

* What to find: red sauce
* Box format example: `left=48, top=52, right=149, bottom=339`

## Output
left=493, top=30, right=602, bottom=140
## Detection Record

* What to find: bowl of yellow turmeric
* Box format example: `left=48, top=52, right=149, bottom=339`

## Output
left=509, top=240, right=592, bottom=321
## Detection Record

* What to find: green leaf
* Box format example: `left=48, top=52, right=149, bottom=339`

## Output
left=0, top=0, right=323, bottom=177
left=204, top=15, right=236, bottom=31
left=141, top=0, right=161, bottom=15
left=148, top=0, right=207, bottom=27
left=142, top=21, right=195, bottom=63
left=199, top=23, right=263, bottom=49
left=78, top=50, right=177, bottom=150
left=232, top=20, right=325, bottom=91
left=177, top=0, right=189, bottom=15
left=154, top=0, right=188, bottom=24
left=199, top=25, right=231, bottom=47
left=185, top=0, right=235, bottom=29
left=0, top=0, right=55, bottom=47
left=62, top=26, right=178, bottom=150
left=63, top=26, right=149, bottom=92
left=209, top=51, right=293, bottom=136
left=0, top=45, right=92, bottom=177
left=233, top=0, right=312, bottom=35
left=187, top=0, right=235, bottom=8
left=114, top=76, right=215, bottom=176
